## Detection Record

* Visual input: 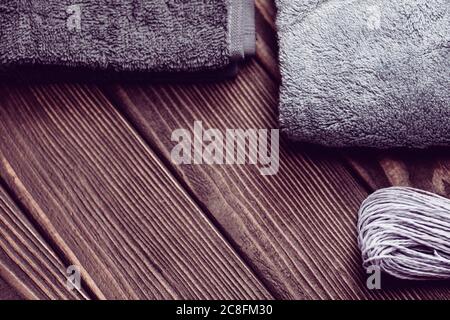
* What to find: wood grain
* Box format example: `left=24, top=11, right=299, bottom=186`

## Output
left=345, top=149, right=450, bottom=197
left=0, top=84, right=271, bottom=300
left=0, top=183, right=86, bottom=299
left=255, top=0, right=280, bottom=82
left=0, top=276, right=22, bottom=300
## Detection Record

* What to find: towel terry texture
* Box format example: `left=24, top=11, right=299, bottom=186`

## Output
left=0, top=0, right=255, bottom=73
left=276, top=0, right=450, bottom=148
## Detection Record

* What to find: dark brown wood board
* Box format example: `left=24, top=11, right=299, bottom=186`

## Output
left=0, top=0, right=448, bottom=301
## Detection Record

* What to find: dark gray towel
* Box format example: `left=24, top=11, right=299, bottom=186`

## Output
left=0, top=0, right=255, bottom=73
left=276, top=0, right=450, bottom=148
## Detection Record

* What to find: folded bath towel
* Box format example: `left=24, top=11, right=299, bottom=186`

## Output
left=0, top=0, right=255, bottom=73
left=276, top=0, right=450, bottom=148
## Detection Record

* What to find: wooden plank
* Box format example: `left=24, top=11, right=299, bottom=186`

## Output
left=0, top=83, right=271, bottom=300
left=0, top=183, right=86, bottom=299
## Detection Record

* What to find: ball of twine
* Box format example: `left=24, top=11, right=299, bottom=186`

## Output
left=358, top=187, right=450, bottom=280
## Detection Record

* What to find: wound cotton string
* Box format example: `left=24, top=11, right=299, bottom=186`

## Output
left=358, top=187, right=450, bottom=281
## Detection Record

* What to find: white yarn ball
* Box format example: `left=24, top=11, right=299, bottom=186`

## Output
left=358, top=187, right=450, bottom=281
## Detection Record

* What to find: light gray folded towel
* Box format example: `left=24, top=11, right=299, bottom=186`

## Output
left=0, top=0, right=255, bottom=73
left=276, top=0, right=450, bottom=148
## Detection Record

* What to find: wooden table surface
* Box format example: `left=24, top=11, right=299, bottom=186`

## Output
left=0, top=0, right=449, bottom=300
